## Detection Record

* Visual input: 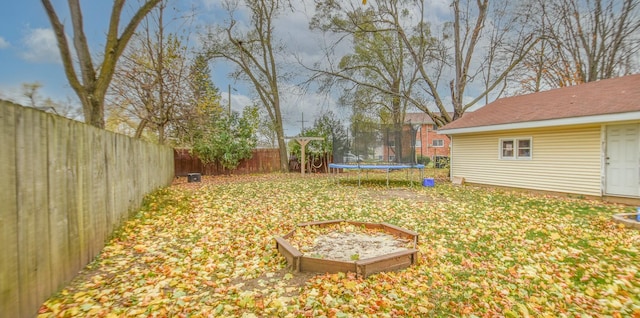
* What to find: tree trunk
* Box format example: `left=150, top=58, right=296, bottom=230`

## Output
left=275, top=121, right=289, bottom=172
left=84, top=92, right=106, bottom=128
left=40, top=0, right=162, bottom=129
left=134, top=118, right=148, bottom=138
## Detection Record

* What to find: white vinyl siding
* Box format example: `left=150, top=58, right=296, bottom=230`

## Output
left=450, top=125, right=602, bottom=196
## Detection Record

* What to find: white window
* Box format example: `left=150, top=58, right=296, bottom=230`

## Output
left=415, top=140, right=422, bottom=148
left=432, top=139, right=444, bottom=147
left=500, top=138, right=532, bottom=159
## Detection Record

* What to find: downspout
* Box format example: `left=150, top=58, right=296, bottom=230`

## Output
left=448, top=135, right=454, bottom=180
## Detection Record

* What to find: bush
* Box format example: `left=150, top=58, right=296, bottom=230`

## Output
left=417, top=155, right=431, bottom=165
left=435, top=156, right=450, bottom=169
left=191, top=107, right=259, bottom=171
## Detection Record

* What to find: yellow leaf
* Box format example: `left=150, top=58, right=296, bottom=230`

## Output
left=343, top=281, right=357, bottom=290
left=516, top=303, right=530, bottom=318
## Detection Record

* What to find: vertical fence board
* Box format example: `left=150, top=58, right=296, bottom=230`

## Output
left=0, top=103, right=20, bottom=317
left=91, top=129, right=108, bottom=257
left=76, top=126, right=94, bottom=268
left=16, top=107, right=39, bottom=316
left=34, top=110, right=52, bottom=310
left=47, top=116, right=71, bottom=293
left=81, top=124, right=94, bottom=264
left=73, top=124, right=90, bottom=266
left=106, top=136, right=117, bottom=234
left=66, top=121, right=82, bottom=279
left=103, top=136, right=113, bottom=236
left=125, top=139, right=136, bottom=215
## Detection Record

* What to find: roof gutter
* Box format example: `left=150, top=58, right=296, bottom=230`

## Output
left=438, top=111, right=640, bottom=135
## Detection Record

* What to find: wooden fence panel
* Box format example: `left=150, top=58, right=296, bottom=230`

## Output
left=0, top=101, right=175, bottom=317
left=0, top=103, right=20, bottom=316
left=174, top=148, right=282, bottom=176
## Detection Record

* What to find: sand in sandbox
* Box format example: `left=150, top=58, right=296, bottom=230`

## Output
left=301, top=231, right=411, bottom=261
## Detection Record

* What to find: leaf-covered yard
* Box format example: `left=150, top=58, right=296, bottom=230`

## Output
left=39, top=172, right=640, bottom=317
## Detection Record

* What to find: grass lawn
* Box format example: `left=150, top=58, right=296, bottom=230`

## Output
left=39, top=172, right=640, bottom=317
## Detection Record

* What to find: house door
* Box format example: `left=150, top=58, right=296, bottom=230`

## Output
left=606, top=124, right=640, bottom=197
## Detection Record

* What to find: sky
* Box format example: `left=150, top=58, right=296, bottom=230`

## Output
left=0, top=0, right=344, bottom=136
left=0, top=0, right=456, bottom=136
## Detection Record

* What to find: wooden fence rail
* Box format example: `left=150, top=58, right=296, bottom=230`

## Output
left=0, top=101, right=175, bottom=317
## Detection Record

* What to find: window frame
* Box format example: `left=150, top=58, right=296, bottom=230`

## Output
left=432, top=139, right=444, bottom=147
left=499, top=137, right=532, bottom=160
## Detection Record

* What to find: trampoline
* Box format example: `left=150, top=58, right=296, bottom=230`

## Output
left=329, top=163, right=425, bottom=187
left=329, top=119, right=425, bottom=186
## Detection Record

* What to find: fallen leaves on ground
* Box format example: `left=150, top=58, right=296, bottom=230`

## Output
left=39, top=171, right=640, bottom=317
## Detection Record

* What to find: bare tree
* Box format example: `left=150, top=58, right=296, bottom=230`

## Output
left=516, top=0, right=640, bottom=91
left=310, top=2, right=431, bottom=161
left=41, top=0, right=162, bottom=128
left=396, top=0, right=539, bottom=124
left=256, top=107, right=278, bottom=148
left=201, top=0, right=293, bottom=172
left=314, top=0, right=540, bottom=127
left=21, top=82, right=42, bottom=107
left=107, top=1, right=194, bottom=144
left=18, top=82, right=83, bottom=119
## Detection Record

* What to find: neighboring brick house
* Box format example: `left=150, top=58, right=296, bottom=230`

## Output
left=405, top=112, right=451, bottom=161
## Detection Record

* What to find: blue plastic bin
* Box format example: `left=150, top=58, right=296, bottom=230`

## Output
left=422, top=178, right=435, bottom=187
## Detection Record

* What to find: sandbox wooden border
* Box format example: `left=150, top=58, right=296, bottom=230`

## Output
left=275, top=219, right=419, bottom=278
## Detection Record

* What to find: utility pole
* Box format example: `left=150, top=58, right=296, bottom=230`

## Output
left=228, top=84, right=231, bottom=115
left=298, top=113, right=307, bottom=133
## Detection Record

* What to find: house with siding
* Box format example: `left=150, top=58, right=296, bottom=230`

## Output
left=437, top=74, right=640, bottom=199
left=405, top=112, right=451, bottom=162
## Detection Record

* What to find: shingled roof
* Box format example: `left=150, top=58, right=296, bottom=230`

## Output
left=439, top=74, right=640, bottom=134
left=404, top=112, right=452, bottom=124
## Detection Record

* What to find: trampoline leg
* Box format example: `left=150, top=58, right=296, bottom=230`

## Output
left=386, top=169, right=389, bottom=187
left=406, top=169, right=409, bottom=186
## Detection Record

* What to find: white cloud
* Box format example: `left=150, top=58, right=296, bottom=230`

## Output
left=20, top=28, right=61, bottom=63
left=0, top=36, right=10, bottom=49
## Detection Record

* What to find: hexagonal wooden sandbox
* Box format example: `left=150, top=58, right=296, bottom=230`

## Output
left=275, top=220, right=419, bottom=278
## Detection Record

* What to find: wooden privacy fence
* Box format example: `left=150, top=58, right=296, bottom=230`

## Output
left=0, top=101, right=175, bottom=318
left=174, top=148, right=281, bottom=176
